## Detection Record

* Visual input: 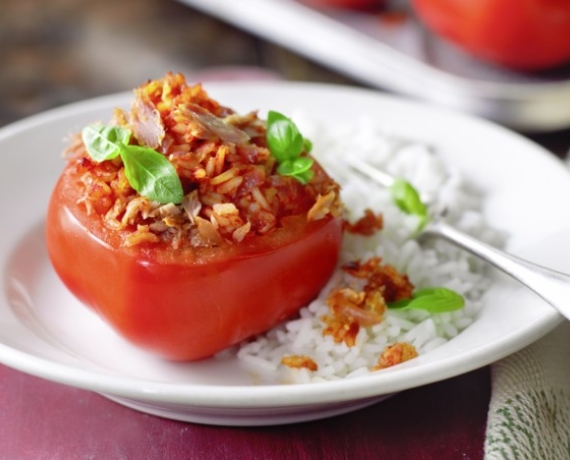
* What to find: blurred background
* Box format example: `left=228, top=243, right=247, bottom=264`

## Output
left=0, top=0, right=354, bottom=126
left=1, top=0, right=570, bottom=155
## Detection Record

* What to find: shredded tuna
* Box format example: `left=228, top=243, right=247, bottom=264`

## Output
left=323, top=257, right=414, bottom=347
left=178, top=103, right=250, bottom=144
left=129, top=91, right=165, bottom=149
left=323, top=287, right=385, bottom=347
left=342, top=257, right=414, bottom=303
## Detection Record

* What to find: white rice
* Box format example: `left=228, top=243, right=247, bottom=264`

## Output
left=234, top=115, right=506, bottom=384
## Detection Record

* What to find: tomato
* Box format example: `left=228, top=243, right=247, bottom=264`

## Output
left=46, top=165, right=343, bottom=361
left=411, top=0, right=570, bottom=70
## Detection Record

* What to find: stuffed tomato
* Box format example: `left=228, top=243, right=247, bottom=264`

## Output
left=412, top=0, right=570, bottom=70
left=46, top=73, right=343, bottom=361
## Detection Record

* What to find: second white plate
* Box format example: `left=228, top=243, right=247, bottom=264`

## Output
left=178, top=0, right=570, bottom=131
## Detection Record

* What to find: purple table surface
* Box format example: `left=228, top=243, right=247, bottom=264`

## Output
left=0, top=364, right=490, bottom=460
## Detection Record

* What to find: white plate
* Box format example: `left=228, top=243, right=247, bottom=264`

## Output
left=2, top=82, right=570, bottom=426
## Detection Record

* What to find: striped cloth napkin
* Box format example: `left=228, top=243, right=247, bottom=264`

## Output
left=484, top=321, right=570, bottom=458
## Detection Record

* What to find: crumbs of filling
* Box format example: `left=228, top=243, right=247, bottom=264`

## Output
left=373, top=342, right=419, bottom=370
left=323, top=256, right=414, bottom=347
left=281, top=355, right=319, bottom=372
left=279, top=228, right=419, bottom=374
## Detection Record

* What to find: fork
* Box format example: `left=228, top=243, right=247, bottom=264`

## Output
left=344, top=155, right=570, bottom=321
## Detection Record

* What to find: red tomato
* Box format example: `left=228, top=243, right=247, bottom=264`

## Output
left=412, top=0, right=570, bottom=70
left=46, top=165, right=343, bottom=361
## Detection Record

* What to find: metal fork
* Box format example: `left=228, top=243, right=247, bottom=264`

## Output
left=345, top=155, right=570, bottom=321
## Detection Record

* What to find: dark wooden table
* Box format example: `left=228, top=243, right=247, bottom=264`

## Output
left=1, top=1, right=569, bottom=458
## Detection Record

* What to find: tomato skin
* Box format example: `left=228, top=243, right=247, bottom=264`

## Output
left=412, top=0, right=570, bottom=70
left=46, top=168, right=343, bottom=361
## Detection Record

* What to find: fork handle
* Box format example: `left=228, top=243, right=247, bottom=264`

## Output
left=425, top=220, right=570, bottom=320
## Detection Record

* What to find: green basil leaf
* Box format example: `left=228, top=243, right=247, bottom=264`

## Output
left=266, top=111, right=304, bottom=162
left=292, top=170, right=314, bottom=185
left=388, top=287, right=464, bottom=313
left=390, top=178, right=429, bottom=228
left=386, top=298, right=411, bottom=310
left=409, top=287, right=465, bottom=313
left=303, top=137, right=313, bottom=153
left=82, top=125, right=131, bottom=162
left=277, top=157, right=315, bottom=184
left=277, top=157, right=313, bottom=175
left=120, top=145, right=184, bottom=204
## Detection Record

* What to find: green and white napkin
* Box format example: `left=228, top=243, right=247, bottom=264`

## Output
left=485, top=321, right=570, bottom=459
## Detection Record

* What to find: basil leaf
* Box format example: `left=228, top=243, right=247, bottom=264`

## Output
left=292, top=170, right=315, bottom=185
left=388, top=287, right=465, bottom=313
left=277, top=157, right=315, bottom=184
left=277, top=157, right=313, bottom=175
left=120, top=145, right=184, bottom=204
left=80, top=123, right=184, bottom=204
left=266, top=111, right=304, bottom=163
left=409, top=287, right=465, bottom=313
left=82, top=125, right=131, bottom=162
left=390, top=178, right=428, bottom=228
left=386, top=298, right=411, bottom=310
